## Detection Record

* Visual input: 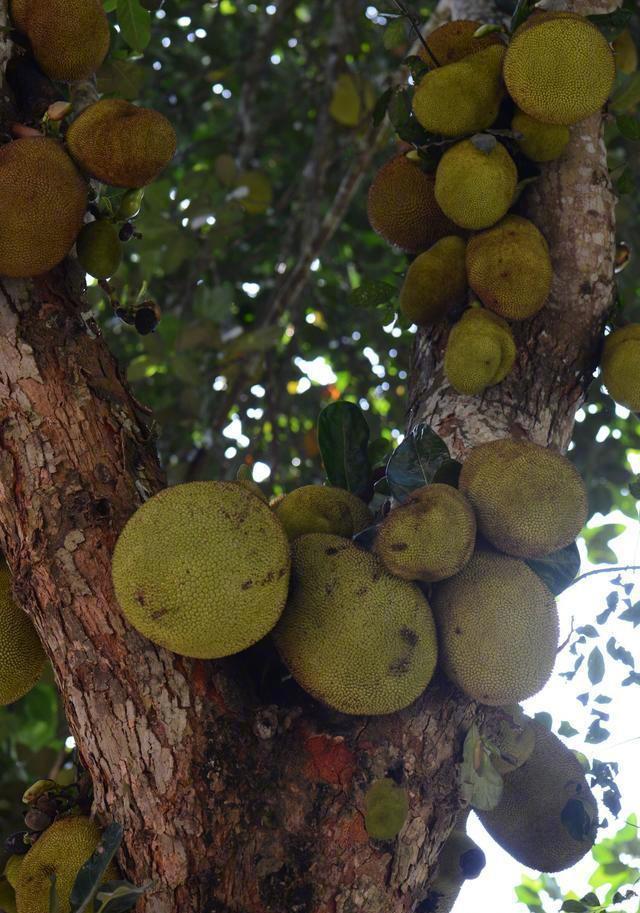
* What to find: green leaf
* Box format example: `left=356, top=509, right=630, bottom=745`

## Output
left=560, top=902, right=588, bottom=913
left=372, top=87, right=393, bottom=127
left=588, top=646, right=605, bottom=685
left=612, top=72, right=640, bottom=114
left=459, top=724, right=503, bottom=811
left=368, top=437, right=392, bottom=468
left=616, top=166, right=635, bottom=196
left=579, top=893, right=601, bottom=908
left=585, top=719, right=610, bottom=744
left=94, top=881, right=149, bottom=913
left=403, top=55, right=429, bottom=82
left=534, top=711, right=552, bottom=730
left=618, top=601, right=640, bottom=625
left=350, top=280, right=396, bottom=310
left=558, top=721, right=579, bottom=738
left=582, top=523, right=624, bottom=565
left=525, top=541, right=580, bottom=596
left=317, top=401, right=371, bottom=499
left=116, top=0, right=151, bottom=51
left=383, top=18, right=407, bottom=50
left=616, top=113, right=640, bottom=141
left=386, top=423, right=450, bottom=503
left=96, top=59, right=146, bottom=99
left=70, top=823, right=123, bottom=913
left=510, top=0, right=538, bottom=33
left=588, top=8, right=632, bottom=41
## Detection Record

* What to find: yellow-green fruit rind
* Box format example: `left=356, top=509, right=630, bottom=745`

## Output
left=477, top=721, right=598, bottom=871
left=512, top=111, right=570, bottom=162
left=431, top=549, right=559, bottom=705
left=399, top=236, right=467, bottom=326
left=458, top=438, right=588, bottom=558
left=374, top=484, right=476, bottom=582
left=272, top=534, right=438, bottom=715
left=0, top=138, right=87, bottom=278
left=3, top=857, right=22, bottom=891
left=602, top=325, right=640, bottom=410
left=367, top=155, right=460, bottom=253
left=503, top=14, right=615, bottom=126
left=0, top=878, right=16, bottom=913
left=274, top=486, right=354, bottom=540
left=418, top=20, right=503, bottom=68
left=466, top=215, right=553, bottom=320
left=444, top=309, right=516, bottom=394
left=0, top=564, right=46, bottom=707
left=613, top=29, right=638, bottom=75
left=435, top=140, right=517, bottom=230
left=66, top=99, right=177, bottom=189
left=76, top=221, right=122, bottom=279
left=364, top=779, right=409, bottom=840
left=21, top=0, right=109, bottom=81
left=16, top=817, right=118, bottom=913
left=9, top=0, right=28, bottom=30
left=413, top=45, right=505, bottom=138
left=112, top=482, right=291, bottom=659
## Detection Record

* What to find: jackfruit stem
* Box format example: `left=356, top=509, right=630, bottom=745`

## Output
left=391, top=0, right=441, bottom=67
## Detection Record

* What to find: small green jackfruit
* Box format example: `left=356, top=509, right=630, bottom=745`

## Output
left=367, top=155, right=459, bottom=253
left=364, top=779, right=409, bottom=840
left=272, top=534, right=438, bottom=715
left=458, top=438, right=588, bottom=558
left=432, top=825, right=486, bottom=898
left=512, top=110, right=570, bottom=162
left=0, top=878, right=16, bottom=913
left=613, top=29, right=638, bottom=75
left=431, top=548, right=559, bottom=705
left=477, top=721, right=598, bottom=871
left=435, top=139, right=517, bottom=230
left=412, top=45, right=505, bottom=137
left=274, top=485, right=372, bottom=540
left=444, top=308, right=516, bottom=395
left=489, top=705, right=536, bottom=775
left=418, top=20, right=503, bottom=68
left=0, top=138, right=87, bottom=278
left=66, top=99, right=177, bottom=189
left=111, top=482, right=291, bottom=658
left=466, top=215, right=553, bottom=320
left=602, top=324, right=640, bottom=411
left=16, top=817, right=118, bottom=913
left=76, top=220, right=122, bottom=279
left=399, top=236, right=467, bottom=326
left=504, top=12, right=615, bottom=126
left=373, top=483, right=476, bottom=582
left=12, top=0, right=110, bottom=81
left=0, top=564, right=46, bottom=707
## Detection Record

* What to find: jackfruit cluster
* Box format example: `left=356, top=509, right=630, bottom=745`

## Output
left=601, top=324, right=640, bottom=411
left=399, top=236, right=467, bottom=326
left=0, top=563, right=46, bottom=707
left=444, top=308, right=516, bottom=394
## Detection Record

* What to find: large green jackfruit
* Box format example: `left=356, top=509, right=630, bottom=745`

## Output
left=0, top=564, right=46, bottom=707
left=444, top=308, right=516, bottom=395
left=477, top=721, right=598, bottom=871
left=274, top=485, right=372, bottom=540
left=418, top=20, right=503, bottom=68
left=399, top=236, right=467, bottom=326
left=435, top=139, right=517, bottom=230
left=601, top=324, right=640, bottom=411
left=272, top=534, right=438, bottom=715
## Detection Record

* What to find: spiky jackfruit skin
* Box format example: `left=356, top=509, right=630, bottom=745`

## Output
left=477, top=721, right=598, bottom=871
left=466, top=215, right=553, bottom=320
left=418, top=20, right=503, bottom=68
left=444, top=309, right=516, bottom=395
left=512, top=111, right=570, bottom=162
left=503, top=13, right=615, bottom=126
left=431, top=549, right=559, bottom=705
left=0, top=138, right=87, bottom=279
left=76, top=220, right=122, bottom=279
left=614, top=29, right=638, bottom=75
left=272, top=534, right=438, bottom=715
left=3, top=857, right=22, bottom=891
left=489, top=705, right=536, bottom=775
left=374, top=484, right=476, bottom=582
left=399, top=236, right=467, bottom=326
left=458, top=438, right=588, bottom=558
left=435, top=140, right=517, bottom=230
left=412, top=45, right=505, bottom=138
left=12, top=0, right=109, bottom=81
left=0, top=565, right=46, bottom=707
left=602, top=324, right=640, bottom=411
left=274, top=485, right=372, bottom=540
left=0, top=878, right=16, bottom=913
left=66, top=99, right=177, bottom=189
left=364, top=779, right=409, bottom=839
left=16, top=817, right=118, bottom=913
left=434, top=826, right=486, bottom=891
left=367, top=155, right=460, bottom=253
left=111, top=482, right=291, bottom=659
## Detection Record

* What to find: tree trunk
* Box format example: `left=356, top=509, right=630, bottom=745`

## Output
left=0, top=0, right=616, bottom=912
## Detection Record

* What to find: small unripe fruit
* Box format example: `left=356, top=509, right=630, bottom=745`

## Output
left=76, top=220, right=122, bottom=279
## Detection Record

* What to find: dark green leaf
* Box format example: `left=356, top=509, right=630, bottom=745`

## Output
left=560, top=901, right=587, bottom=912
left=558, top=721, right=579, bottom=738
left=612, top=72, right=640, bottom=115
left=588, top=646, right=605, bottom=685
left=350, top=280, right=397, bottom=310
left=116, top=0, right=151, bottom=51
left=510, top=0, right=538, bottom=33
left=616, top=113, right=640, bottom=141
left=616, top=166, right=635, bottom=196
left=585, top=719, right=610, bottom=744
left=386, top=424, right=450, bottom=502
left=317, top=402, right=371, bottom=498
left=403, top=55, right=429, bottom=82
left=618, top=601, right=640, bottom=625
left=579, top=892, right=600, bottom=907
left=533, top=711, right=552, bottom=731
left=372, top=88, right=393, bottom=127
left=575, top=625, right=597, bottom=637
left=606, top=636, right=634, bottom=667
left=459, top=724, right=503, bottom=811
left=96, top=60, right=146, bottom=100
left=368, top=437, right=392, bottom=467
left=525, top=541, right=580, bottom=596
left=588, top=8, right=632, bottom=41
left=71, top=823, right=124, bottom=913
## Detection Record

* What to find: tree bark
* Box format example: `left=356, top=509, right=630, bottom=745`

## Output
left=0, top=1, right=617, bottom=912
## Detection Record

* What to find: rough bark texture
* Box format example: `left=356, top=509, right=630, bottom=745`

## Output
left=0, top=0, right=618, bottom=912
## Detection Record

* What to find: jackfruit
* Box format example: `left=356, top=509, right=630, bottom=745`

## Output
left=364, top=779, right=409, bottom=840
left=0, top=137, right=87, bottom=278
left=0, top=564, right=46, bottom=707
left=511, top=110, right=570, bottom=162
left=434, top=139, right=517, bottom=230
left=601, top=324, right=640, bottom=411
left=76, top=220, right=122, bottom=279
left=418, top=20, right=503, bottom=68
left=274, top=485, right=372, bottom=541
left=477, top=721, right=598, bottom=871
left=458, top=438, right=588, bottom=558
left=329, top=73, right=375, bottom=126
left=488, top=705, right=536, bottom=775
left=466, top=215, right=553, bottom=320
left=272, top=534, right=438, bottom=715
left=66, top=99, right=177, bottom=189
left=3, top=857, right=22, bottom=891
left=399, top=236, right=467, bottom=326
left=444, top=308, right=516, bottom=395
left=367, top=154, right=459, bottom=253
left=111, top=481, right=291, bottom=659
left=412, top=45, right=505, bottom=137
left=235, top=171, right=273, bottom=214
left=12, top=0, right=110, bottom=81
left=16, top=816, right=118, bottom=913
left=431, top=548, right=559, bottom=705
left=503, top=12, right=615, bottom=126
left=373, top=483, right=476, bottom=582
left=427, top=824, right=485, bottom=913
left=613, top=29, right=638, bottom=75
left=0, top=878, right=16, bottom=913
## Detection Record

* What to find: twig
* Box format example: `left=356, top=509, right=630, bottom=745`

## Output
left=391, top=0, right=440, bottom=66
left=568, top=564, right=640, bottom=588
